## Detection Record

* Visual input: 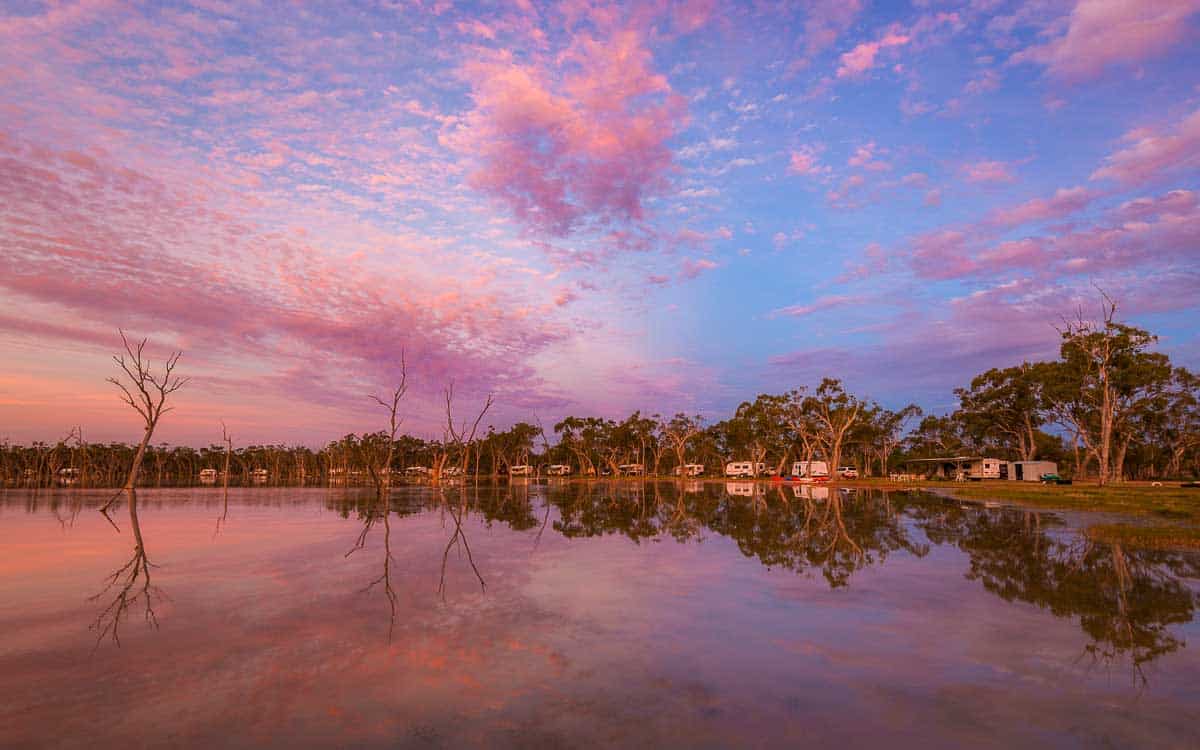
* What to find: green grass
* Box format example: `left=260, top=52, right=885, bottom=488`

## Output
left=932, top=481, right=1200, bottom=521
left=1085, top=523, right=1200, bottom=550
left=929, top=481, right=1200, bottom=552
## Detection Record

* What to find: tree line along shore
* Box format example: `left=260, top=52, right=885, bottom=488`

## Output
left=4, top=296, right=1198, bottom=494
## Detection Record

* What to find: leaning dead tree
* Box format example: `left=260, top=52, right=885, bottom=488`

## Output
left=103, top=331, right=187, bottom=510
left=367, top=353, right=408, bottom=498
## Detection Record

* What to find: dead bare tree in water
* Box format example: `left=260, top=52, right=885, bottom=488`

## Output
left=368, top=353, right=408, bottom=498
left=91, top=489, right=165, bottom=646
left=215, top=421, right=233, bottom=535
left=102, top=331, right=187, bottom=511
left=435, top=381, right=493, bottom=481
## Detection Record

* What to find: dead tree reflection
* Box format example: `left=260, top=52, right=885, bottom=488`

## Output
left=437, top=488, right=486, bottom=600
left=345, top=495, right=400, bottom=638
left=91, top=489, right=165, bottom=646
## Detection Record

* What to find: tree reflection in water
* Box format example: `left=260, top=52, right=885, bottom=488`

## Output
left=344, top=495, right=401, bottom=638
left=437, top=486, right=486, bottom=600
left=92, top=489, right=165, bottom=646
left=510, top=481, right=1195, bottom=678
left=201, top=482, right=1197, bottom=678
left=914, top=500, right=1199, bottom=684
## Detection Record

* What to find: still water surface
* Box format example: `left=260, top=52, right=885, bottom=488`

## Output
left=1, top=482, right=1198, bottom=748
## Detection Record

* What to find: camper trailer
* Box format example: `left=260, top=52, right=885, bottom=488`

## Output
left=725, top=461, right=766, bottom=478
left=790, top=461, right=830, bottom=481
left=617, top=464, right=645, bottom=476
left=508, top=464, right=532, bottom=476
left=199, top=468, right=218, bottom=483
left=1004, top=460, right=1058, bottom=482
left=547, top=464, right=572, bottom=476
left=902, top=457, right=1003, bottom=481
left=672, top=463, right=705, bottom=477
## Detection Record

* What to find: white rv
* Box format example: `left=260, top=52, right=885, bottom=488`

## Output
left=508, top=464, right=532, bottom=476
left=547, top=464, right=572, bottom=476
left=617, top=463, right=645, bottom=476
left=672, top=463, right=705, bottom=477
left=902, top=457, right=1003, bottom=481
left=790, top=461, right=830, bottom=481
left=199, top=468, right=218, bottom=483
left=725, top=461, right=766, bottom=478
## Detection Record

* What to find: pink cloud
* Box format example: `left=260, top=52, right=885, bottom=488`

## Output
left=1090, top=108, right=1200, bottom=185
left=679, top=257, right=719, bottom=280
left=836, top=29, right=910, bottom=79
left=961, top=160, right=1016, bottom=183
left=455, top=25, right=686, bottom=236
left=800, top=0, right=865, bottom=60
left=905, top=188, right=1200, bottom=280
left=1012, top=0, right=1200, bottom=80
left=671, top=0, right=717, bottom=34
left=847, top=141, right=890, bottom=172
left=987, top=186, right=1095, bottom=227
left=0, top=133, right=577, bottom=432
left=908, top=230, right=978, bottom=279
left=788, top=145, right=828, bottom=176
left=769, top=295, right=865, bottom=318
left=1114, top=189, right=1198, bottom=221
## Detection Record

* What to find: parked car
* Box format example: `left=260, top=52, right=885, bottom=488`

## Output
left=1039, top=473, right=1071, bottom=485
left=838, top=466, right=858, bottom=479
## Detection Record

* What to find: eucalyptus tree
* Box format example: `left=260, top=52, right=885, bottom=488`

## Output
left=728, top=394, right=791, bottom=475
left=783, top=387, right=822, bottom=470
left=859, top=403, right=922, bottom=476
left=810, top=378, right=864, bottom=477
left=903, top=414, right=971, bottom=458
left=1160, top=368, right=1200, bottom=478
left=1042, top=298, right=1172, bottom=484
left=658, top=413, right=705, bottom=478
left=954, top=363, right=1044, bottom=461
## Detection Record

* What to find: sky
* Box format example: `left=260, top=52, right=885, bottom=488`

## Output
left=1, top=0, right=1199, bottom=446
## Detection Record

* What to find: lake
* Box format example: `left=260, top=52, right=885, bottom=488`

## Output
left=1, top=482, right=1198, bottom=748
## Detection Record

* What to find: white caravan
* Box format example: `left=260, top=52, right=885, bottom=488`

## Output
left=672, top=463, right=705, bottom=477
left=547, top=464, right=572, bottom=476
left=790, top=461, right=830, bottom=482
left=725, top=461, right=766, bottom=478
left=617, top=464, right=645, bottom=476
left=508, top=464, right=532, bottom=476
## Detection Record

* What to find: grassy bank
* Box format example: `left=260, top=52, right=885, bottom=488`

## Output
left=930, top=481, right=1199, bottom=519
left=928, top=480, right=1200, bottom=550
